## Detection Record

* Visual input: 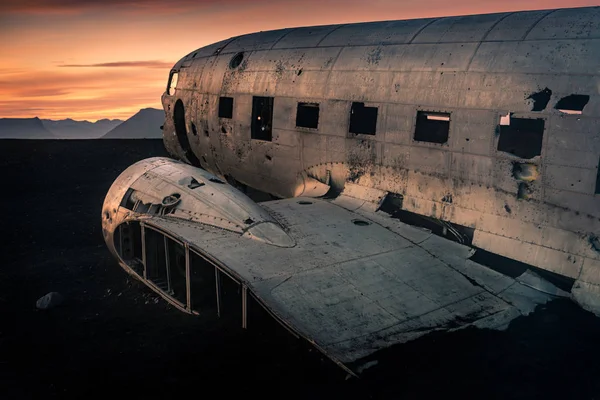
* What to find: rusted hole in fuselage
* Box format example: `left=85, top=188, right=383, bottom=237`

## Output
left=191, top=122, right=198, bottom=136
left=517, top=182, right=532, bottom=200
left=244, top=218, right=254, bottom=225
left=527, top=87, right=552, bottom=111
left=555, top=94, right=589, bottom=114
left=504, top=204, right=512, bottom=213
left=162, top=193, right=181, bottom=207
left=188, top=178, right=204, bottom=189
left=209, top=177, right=225, bottom=184
left=265, top=155, right=272, bottom=161
left=221, top=126, right=227, bottom=134
left=512, top=162, right=539, bottom=182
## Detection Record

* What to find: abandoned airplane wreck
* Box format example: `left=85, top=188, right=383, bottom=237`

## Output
left=102, top=7, right=600, bottom=374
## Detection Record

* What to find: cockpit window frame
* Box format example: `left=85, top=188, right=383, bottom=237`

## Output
left=167, top=70, right=179, bottom=96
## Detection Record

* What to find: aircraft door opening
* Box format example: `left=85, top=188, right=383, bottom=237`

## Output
left=174, top=99, right=201, bottom=166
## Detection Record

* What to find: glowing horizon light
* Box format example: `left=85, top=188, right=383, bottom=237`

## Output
left=0, top=0, right=597, bottom=120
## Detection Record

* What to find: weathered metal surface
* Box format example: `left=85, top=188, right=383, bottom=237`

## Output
left=102, top=159, right=563, bottom=373
left=155, top=6, right=600, bottom=313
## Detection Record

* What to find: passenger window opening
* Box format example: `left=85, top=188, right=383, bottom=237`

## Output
left=296, top=102, right=319, bottom=129
left=167, top=72, right=178, bottom=96
left=251, top=96, right=274, bottom=141
left=414, top=111, right=450, bottom=144
left=555, top=94, right=590, bottom=114
left=349, top=102, right=377, bottom=135
left=216, top=270, right=242, bottom=324
left=497, top=117, right=544, bottom=159
left=229, top=52, right=244, bottom=69
left=115, top=221, right=144, bottom=277
left=144, top=228, right=187, bottom=305
left=190, top=251, right=218, bottom=314
left=219, top=97, right=234, bottom=119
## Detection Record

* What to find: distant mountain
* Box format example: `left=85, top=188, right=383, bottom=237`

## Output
left=0, top=117, right=56, bottom=139
left=102, top=108, right=164, bottom=139
left=42, top=118, right=123, bottom=139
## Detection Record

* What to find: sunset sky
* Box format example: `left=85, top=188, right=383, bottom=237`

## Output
left=0, top=0, right=597, bottom=122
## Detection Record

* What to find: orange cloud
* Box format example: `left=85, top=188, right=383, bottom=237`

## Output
left=59, top=60, right=174, bottom=68
left=1, top=0, right=598, bottom=121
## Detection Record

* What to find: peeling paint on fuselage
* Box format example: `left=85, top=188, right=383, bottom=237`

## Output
left=160, top=7, right=600, bottom=310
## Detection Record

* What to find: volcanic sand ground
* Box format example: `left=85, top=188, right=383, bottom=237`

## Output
left=2, top=139, right=600, bottom=399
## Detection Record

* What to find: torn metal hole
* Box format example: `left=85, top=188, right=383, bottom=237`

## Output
left=555, top=94, right=589, bottom=114
left=517, top=182, right=532, bottom=200
left=244, top=218, right=255, bottom=225
left=527, top=87, right=552, bottom=111
left=352, top=219, right=371, bottom=226
left=191, top=123, right=198, bottom=136
left=162, top=193, right=181, bottom=207
left=512, top=162, right=539, bottom=182
left=209, top=177, right=225, bottom=184
left=297, top=201, right=313, bottom=205
left=188, top=178, right=205, bottom=189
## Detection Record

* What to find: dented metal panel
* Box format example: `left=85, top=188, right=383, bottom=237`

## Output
left=154, top=7, right=600, bottom=331
left=102, top=158, right=563, bottom=372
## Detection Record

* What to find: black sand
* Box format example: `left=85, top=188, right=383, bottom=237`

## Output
left=2, top=139, right=600, bottom=399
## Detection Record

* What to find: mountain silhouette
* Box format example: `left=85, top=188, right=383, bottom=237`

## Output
left=102, top=108, right=164, bottom=139
left=42, top=118, right=123, bottom=139
left=0, top=117, right=56, bottom=139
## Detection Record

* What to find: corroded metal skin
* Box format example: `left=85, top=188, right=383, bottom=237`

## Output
left=159, top=7, right=600, bottom=312
left=101, top=158, right=563, bottom=374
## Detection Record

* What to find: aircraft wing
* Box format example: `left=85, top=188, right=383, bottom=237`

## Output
left=103, top=158, right=561, bottom=374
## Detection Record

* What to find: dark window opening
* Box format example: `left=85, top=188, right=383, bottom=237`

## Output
left=595, top=157, right=600, bottom=195
left=190, top=251, right=217, bottom=314
left=167, top=237, right=187, bottom=305
left=251, top=96, right=274, bottom=141
left=229, top=52, right=244, bottom=69
left=120, top=188, right=136, bottom=210
left=145, top=228, right=169, bottom=293
left=497, top=117, right=544, bottom=159
left=414, top=111, right=450, bottom=144
left=555, top=94, right=590, bottom=114
left=116, top=222, right=143, bottom=276
left=167, top=72, right=178, bottom=96
left=296, top=102, right=319, bottom=129
left=142, top=228, right=187, bottom=305
left=219, top=97, right=234, bottom=119
left=349, top=102, right=377, bottom=135
left=133, top=201, right=151, bottom=213
left=528, top=87, right=552, bottom=111
left=217, top=270, right=242, bottom=324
